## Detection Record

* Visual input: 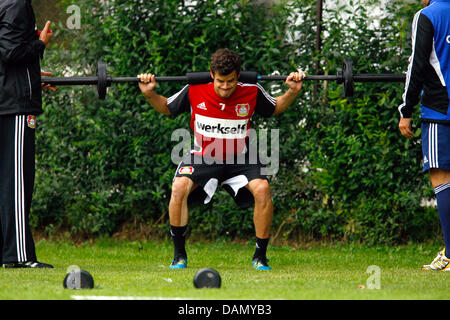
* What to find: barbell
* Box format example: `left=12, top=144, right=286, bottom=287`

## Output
left=41, top=59, right=406, bottom=100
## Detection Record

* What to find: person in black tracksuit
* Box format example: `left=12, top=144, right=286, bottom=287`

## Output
left=0, top=0, right=54, bottom=268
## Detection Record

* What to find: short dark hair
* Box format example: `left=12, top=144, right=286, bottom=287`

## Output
left=210, top=48, right=241, bottom=76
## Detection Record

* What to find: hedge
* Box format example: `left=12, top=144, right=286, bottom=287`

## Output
left=33, top=0, right=440, bottom=245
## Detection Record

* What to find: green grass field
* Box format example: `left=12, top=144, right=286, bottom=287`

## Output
left=0, top=239, right=448, bottom=300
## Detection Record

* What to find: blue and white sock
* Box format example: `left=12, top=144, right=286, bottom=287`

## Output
left=435, top=183, right=450, bottom=258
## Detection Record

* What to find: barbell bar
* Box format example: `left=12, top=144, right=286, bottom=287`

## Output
left=41, top=59, right=406, bottom=100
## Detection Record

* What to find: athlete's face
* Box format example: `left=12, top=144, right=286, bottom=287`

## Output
left=422, top=0, right=431, bottom=6
left=211, top=70, right=239, bottom=99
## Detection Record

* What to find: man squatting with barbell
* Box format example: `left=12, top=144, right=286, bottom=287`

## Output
left=398, top=0, right=450, bottom=271
left=138, top=49, right=305, bottom=270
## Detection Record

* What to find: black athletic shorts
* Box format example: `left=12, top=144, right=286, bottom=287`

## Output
left=174, top=153, right=269, bottom=209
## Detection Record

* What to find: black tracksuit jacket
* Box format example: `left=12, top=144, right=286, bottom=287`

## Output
left=0, top=0, right=45, bottom=116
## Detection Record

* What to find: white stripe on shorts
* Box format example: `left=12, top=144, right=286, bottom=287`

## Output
left=428, top=123, right=439, bottom=169
left=435, top=182, right=450, bottom=194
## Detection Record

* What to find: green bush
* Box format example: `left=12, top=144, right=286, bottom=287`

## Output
left=33, top=0, right=440, bottom=245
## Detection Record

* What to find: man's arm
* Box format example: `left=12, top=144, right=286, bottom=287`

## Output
left=0, top=2, right=52, bottom=65
left=142, top=90, right=171, bottom=115
left=273, top=72, right=305, bottom=116
left=398, top=11, right=434, bottom=138
left=138, top=73, right=170, bottom=115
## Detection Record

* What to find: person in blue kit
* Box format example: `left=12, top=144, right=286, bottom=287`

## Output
left=398, top=0, right=450, bottom=271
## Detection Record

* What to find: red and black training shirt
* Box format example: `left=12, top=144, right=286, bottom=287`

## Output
left=167, top=82, right=276, bottom=159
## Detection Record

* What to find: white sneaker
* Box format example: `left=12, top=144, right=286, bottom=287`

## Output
left=422, top=248, right=450, bottom=271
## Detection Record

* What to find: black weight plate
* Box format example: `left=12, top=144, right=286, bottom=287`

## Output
left=343, top=58, right=354, bottom=97
left=96, top=61, right=108, bottom=100
left=63, top=270, right=94, bottom=289
left=193, top=268, right=221, bottom=289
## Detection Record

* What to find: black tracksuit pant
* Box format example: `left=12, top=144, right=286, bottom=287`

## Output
left=0, top=114, right=37, bottom=264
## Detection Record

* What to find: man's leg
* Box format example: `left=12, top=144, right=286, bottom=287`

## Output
left=0, top=115, right=38, bottom=264
left=430, top=168, right=450, bottom=258
left=168, top=177, right=196, bottom=268
left=420, top=123, right=450, bottom=270
left=0, top=115, right=8, bottom=266
left=247, top=179, right=273, bottom=270
left=0, top=115, right=52, bottom=268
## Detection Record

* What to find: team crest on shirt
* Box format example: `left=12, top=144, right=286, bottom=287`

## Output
left=235, top=103, right=249, bottom=117
left=27, top=115, right=36, bottom=129
left=179, top=166, right=194, bottom=175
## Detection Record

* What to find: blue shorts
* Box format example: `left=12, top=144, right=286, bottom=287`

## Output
left=421, top=122, right=450, bottom=173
